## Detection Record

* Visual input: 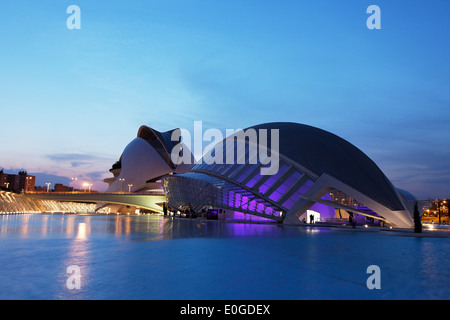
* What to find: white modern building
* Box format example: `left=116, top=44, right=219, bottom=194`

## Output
left=104, top=125, right=194, bottom=194
left=100, top=125, right=193, bottom=213
left=161, top=122, right=426, bottom=228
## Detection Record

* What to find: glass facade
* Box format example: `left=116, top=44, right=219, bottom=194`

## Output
left=163, top=172, right=283, bottom=221
left=163, top=138, right=320, bottom=222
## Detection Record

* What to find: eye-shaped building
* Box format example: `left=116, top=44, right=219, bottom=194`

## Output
left=161, top=122, right=422, bottom=228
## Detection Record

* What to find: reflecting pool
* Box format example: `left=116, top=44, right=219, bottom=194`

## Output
left=0, top=214, right=449, bottom=299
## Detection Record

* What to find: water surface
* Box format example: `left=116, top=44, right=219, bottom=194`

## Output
left=0, top=214, right=449, bottom=299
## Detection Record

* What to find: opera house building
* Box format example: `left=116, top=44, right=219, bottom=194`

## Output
left=104, top=122, right=425, bottom=229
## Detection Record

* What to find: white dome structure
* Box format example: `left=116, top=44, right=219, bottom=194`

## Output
left=104, top=125, right=194, bottom=193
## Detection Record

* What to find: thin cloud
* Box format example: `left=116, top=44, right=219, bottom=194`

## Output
left=46, top=153, right=104, bottom=162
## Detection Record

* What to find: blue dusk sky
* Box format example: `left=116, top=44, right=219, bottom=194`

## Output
left=0, top=0, right=449, bottom=198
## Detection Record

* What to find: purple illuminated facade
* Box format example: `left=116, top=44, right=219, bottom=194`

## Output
left=162, top=122, right=423, bottom=228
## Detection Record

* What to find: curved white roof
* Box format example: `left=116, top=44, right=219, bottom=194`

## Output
left=106, top=126, right=193, bottom=192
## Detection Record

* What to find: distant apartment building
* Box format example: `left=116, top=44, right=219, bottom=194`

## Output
left=54, top=183, right=70, bottom=192
left=0, top=170, right=35, bottom=192
left=0, top=170, right=7, bottom=189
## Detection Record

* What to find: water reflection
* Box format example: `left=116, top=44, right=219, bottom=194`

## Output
left=76, top=222, right=88, bottom=240
left=1, top=214, right=450, bottom=300
left=130, top=217, right=289, bottom=240
left=0, top=214, right=332, bottom=240
left=66, top=215, right=76, bottom=236
left=114, top=215, right=131, bottom=235
left=57, top=217, right=91, bottom=299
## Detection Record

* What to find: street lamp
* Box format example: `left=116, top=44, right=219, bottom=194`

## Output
left=119, top=178, right=125, bottom=192
left=128, top=184, right=133, bottom=193
left=439, top=200, right=441, bottom=225
left=82, top=183, right=91, bottom=192
left=71, top=177, right=77, bottom=192
left=437, top=199, right=447, bottom=225
left=89, top=184, right=93, bottom=193
left=46, top=182, right=51, bottom=192
left=439, top=200, right=447, bottom=224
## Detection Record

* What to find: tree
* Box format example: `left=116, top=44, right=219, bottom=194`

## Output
left=414, top=201, right=422, bottom=233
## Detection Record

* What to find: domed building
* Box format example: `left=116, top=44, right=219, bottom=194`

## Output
left=104, top=125, right=194, bottom=194
left=162, top=122, right=421, bottom=228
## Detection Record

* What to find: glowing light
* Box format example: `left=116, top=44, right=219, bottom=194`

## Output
left=76, top=223, right=87, bottom=239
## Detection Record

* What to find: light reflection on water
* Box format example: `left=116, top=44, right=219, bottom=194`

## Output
left=0, top=213, right=327, bottom=240
left=0, top=214, right=449, bottom=300
left=57, top=221, right=91, bottom=299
